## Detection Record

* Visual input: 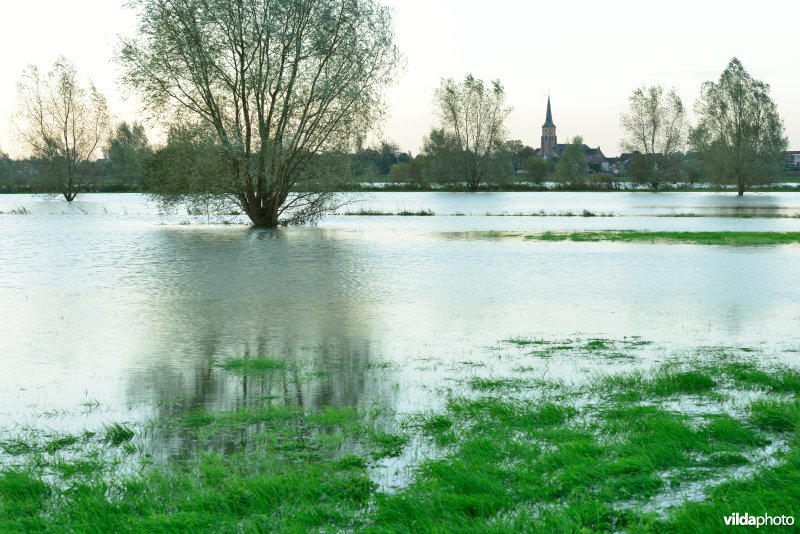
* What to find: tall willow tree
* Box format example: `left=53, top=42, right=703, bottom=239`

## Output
left=619, top=85, right=687, bottom=189
left=690, top=58, right=787, bottom=196
left=432, top=75, right=511, bottom=191
left=120, top=0, right=400, bottom=226
left=15, top=58, right=110, bottom=201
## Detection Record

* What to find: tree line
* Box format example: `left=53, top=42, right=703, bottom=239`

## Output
left=1, top=0, right=791, bottom=225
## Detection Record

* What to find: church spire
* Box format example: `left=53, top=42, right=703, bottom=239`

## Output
left=540, top=96, right=557, bottom=159
left=542, top=96, right=555, bottom=128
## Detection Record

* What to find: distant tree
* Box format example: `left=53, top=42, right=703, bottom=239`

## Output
left=378, top=141, right=400, bottom=174
left=351, top=140, right=401, bottom=180
left=525, top=155, right=551, bottom=183
left=505, top=140, right=535, bottom=172
left=388, top=162, right=411, bottom=182
left=420, top=128, right=462, bottom=184
left=620, top=85, right=687, bottom=190
left=626, top=152, right=653, bottom=185
left=351, top=146, right=381, bottom=181
left=555, top=136, right=588, bottom=182
left=690, top=58, right=787, bottom=195
left=106, top=122, right=152, bottom=187
left=14, top=57, right=110, bottom=201
left=432, top=74, right=511, bottom=190
left=120, top=0, right=400, bottom=226
left=0, top=149, right=11, bottom=184
left=680, top=153, right=705, bottom=184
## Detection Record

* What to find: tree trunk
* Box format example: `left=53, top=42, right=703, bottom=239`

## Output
left=245, top=207, right=279, bottom=227
left=243, top=192, right=280, bottom=227
left=737, top=178, right=745, bottom=196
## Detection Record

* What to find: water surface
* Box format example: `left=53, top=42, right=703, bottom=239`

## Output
left=1, top=192, right=799, bottom=443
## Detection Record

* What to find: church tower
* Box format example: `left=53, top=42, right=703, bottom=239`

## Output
left=541, top=96, right=557, bottom=159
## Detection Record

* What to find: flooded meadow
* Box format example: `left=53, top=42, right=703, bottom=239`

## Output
left=1, top=192, right=799, bottom=530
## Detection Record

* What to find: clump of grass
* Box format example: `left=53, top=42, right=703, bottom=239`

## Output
left=649, top=370, right=717, bottom=396
left=305, top=406, right=360, bottom=428
left=704, top=413, right=767, bottom=447
left=0, top=469, right=50, bottom=521
left=342, top=208, right=435, bottom=216
left=102, top=423, right=135, bottom=446
left=525, top=230, right=800, bottom=245
left=342, top=209, right=391, bottom=215
left=749, top=399, right=800, bottom=433
left=369, top=430, right=409, bottom=459
left=468, top=376, right=530, bottom=392
left=44, top=436, right=78, bottom=454
left=585, top=338, right=609, bottom=350
left=719, top=361, right=800, bottom=393
left=52, top=458, right=105, bottom=479
left=178, top=409, right=215, bottom=427
left=217, top=356, right=290, bottom=373
left=702, top=452, right=750, bottom=467
left=397, top=208, right=435, bottom=216
left=0, top=438, right=35, bottom=456
left=0, top=206, right=31, bottom=215
left=592, top=364, right=717, bottom=399
left=503, top=337, right=550, bottom=347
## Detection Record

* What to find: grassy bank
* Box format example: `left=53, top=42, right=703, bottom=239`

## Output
left=1, top=348, right=799, bottom=531
left=519, top=230, right=800, bottom=246
left=330, top=182, right=800, bottom=193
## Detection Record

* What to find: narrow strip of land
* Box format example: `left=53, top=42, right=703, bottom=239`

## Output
left=520, top=231, right=800, bottom=245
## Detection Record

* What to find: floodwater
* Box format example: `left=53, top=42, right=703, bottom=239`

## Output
left=1, top=192, right=800, bottom=450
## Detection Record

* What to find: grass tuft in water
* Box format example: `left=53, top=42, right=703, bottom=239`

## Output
left=749, top=398, right=800, bottom=433
left=217, top=356, right=290, bottom=373
left=44, top=436, right=78, bottom=454
left=102, top=423, right=135, bottom=446
left=524, top=230, right=800, bottom=246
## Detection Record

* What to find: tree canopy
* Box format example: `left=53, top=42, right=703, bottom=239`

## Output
left=120, top=0, right=401, bottom=226
left=14, top=58, right=109, bottom=201
left=431, top=74, right=511, bottom=190
left=620, top=85, right=687, bottom=189
left=690, top=58, right=787, bottom=195
left=107, top=122, right=152, bottom=188
left=555, top=136, right=588, bottom=182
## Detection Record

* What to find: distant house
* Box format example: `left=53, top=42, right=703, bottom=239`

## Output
left=786, top=151, right=800, bottom=169
left=534, top=97, right=610, bottom=172
left=554, top=144, right=607, bottom=168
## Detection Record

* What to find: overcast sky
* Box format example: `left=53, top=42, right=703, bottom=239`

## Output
left=1, top=0, right=798, bottom=158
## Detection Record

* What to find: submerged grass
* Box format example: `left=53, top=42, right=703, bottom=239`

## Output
left=523, top=230, right=800, bottom=245
left=1, top=343, right=799, bottom=531
left=216, top=356, right=291, bottom=373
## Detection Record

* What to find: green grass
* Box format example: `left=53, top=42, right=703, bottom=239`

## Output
left=216, top=356, right=290, bottom=373
left=1, top=344, right=799, bottom=531
left=44, top=435, right=78, bottom=454
left=522, top=230, right=800, bottom=245
left=102, top=423, right=135, bottom=446
left=749, top=398, right=800, bottom=433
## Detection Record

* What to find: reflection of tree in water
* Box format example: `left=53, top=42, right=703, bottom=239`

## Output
left=124, top=227, right=396, bottom=461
